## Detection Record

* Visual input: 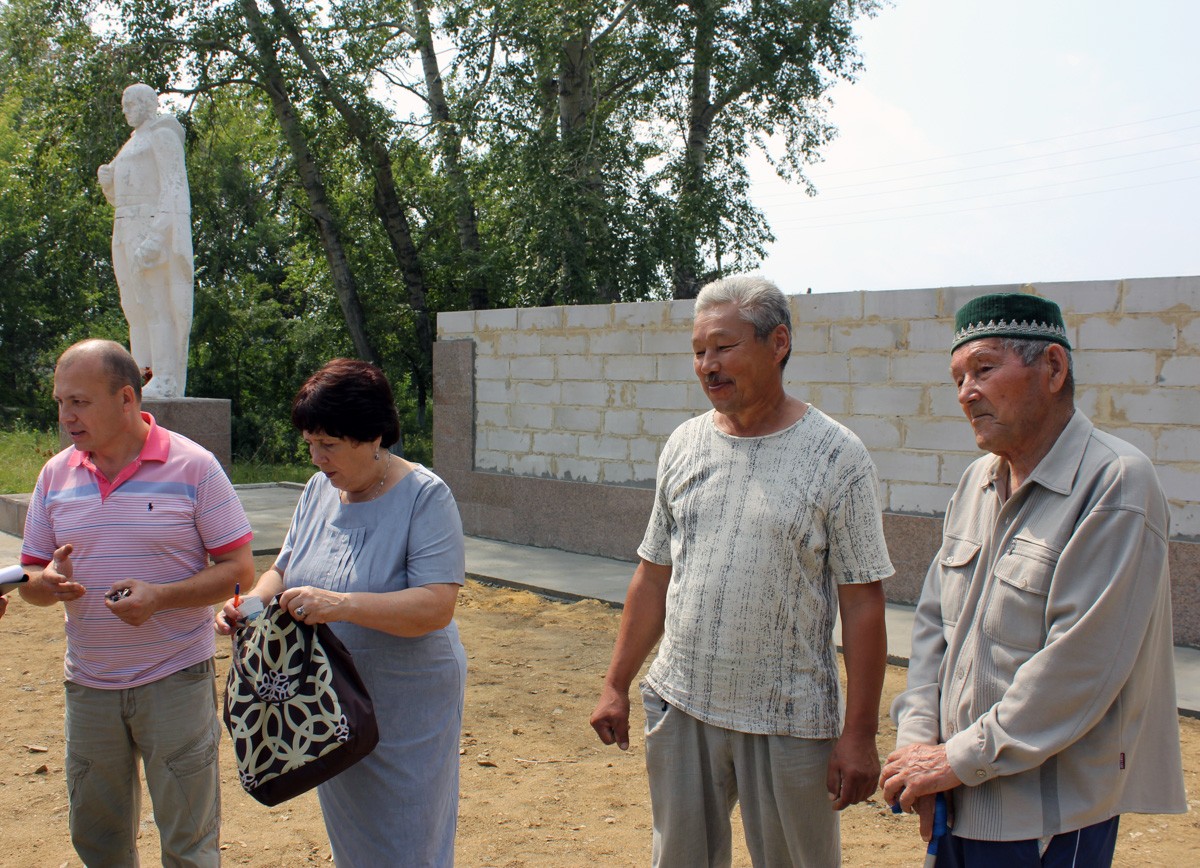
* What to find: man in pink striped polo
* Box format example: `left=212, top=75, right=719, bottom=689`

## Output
left=19, top=339, right=254, bottom=866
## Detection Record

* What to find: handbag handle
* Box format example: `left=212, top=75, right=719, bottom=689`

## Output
left=230, top=599, right=321, bottom=704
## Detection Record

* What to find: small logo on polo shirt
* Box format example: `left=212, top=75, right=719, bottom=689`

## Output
left=148, top=502, right=154, bottom=511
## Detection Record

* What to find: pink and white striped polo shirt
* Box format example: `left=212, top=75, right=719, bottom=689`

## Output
left=21, top=413, right=253, bottom=688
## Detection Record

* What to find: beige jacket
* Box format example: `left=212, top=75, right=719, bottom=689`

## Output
left=893, top=410, right=1187, bottom=840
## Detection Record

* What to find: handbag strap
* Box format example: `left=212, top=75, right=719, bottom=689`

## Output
left=230, top=599, right=321, bottom=703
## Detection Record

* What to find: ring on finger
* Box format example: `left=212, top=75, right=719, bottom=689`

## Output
left=296, top=605, right=306, bottom=618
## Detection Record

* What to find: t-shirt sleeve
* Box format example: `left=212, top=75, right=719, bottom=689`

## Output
left=194, top=456, right=253, bottom=555
left=826, top=440, right=894, bottom=585
left=19, top=470, right=55, bottom=567
left=636, top=437, right=676, bottom=566
left=405, top=477, right=466, bottom=587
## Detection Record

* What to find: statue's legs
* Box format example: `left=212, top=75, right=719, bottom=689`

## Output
left=143, top=273, right=192, bottom=399
left=112, top=224, right=153, bottom=377
left=113, top=217, right=192, bottom=398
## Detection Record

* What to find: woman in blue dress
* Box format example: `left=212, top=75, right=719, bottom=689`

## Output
left=219, top=358, right=467, bottom=866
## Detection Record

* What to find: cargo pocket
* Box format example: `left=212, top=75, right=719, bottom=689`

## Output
left=65, top=752, right=92, bottom=803
left=164, top=721, right=220, bottom=838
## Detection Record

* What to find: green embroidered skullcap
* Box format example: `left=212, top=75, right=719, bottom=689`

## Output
left=952, top=293, right=1070, bottom=352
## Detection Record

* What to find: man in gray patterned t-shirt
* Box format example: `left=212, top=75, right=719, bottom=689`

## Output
left=591, top=275, right=893, bottom=867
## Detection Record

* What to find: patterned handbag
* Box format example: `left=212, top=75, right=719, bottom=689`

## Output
left=223, top=598, right=379, bottom=806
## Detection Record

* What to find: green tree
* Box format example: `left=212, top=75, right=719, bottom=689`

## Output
left=658, top=0, right=877, bottom=297
left=447, top=0, right=676, bottom=306
left=0, top=0, right=138, bottom=423
left=185, top=89, right=345, bottom=462
left=1, top=0, right=878, bottom=458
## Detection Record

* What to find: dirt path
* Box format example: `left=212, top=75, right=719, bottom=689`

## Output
left=1, top=568, right=1196, bottom=866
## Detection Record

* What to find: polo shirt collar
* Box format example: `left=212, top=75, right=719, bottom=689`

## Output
left=65, top=412, right=169, bottom=493
left=66, top=412, right=167, bottom=466
left=138, top=412, right=170, bottom=461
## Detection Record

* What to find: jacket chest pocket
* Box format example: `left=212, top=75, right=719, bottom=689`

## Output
left=982, top=537, right=1059, bottom=651
left=936, top=536, right=981, bottom=629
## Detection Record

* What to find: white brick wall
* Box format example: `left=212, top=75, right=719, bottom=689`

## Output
left=1160, top=356, right=1200, bottom=386
left=439, top=278, right=1200, bottom=539
left=1073, top=351, right=1158, bottom=386
left=1077, top=317, right=1177, bottom=351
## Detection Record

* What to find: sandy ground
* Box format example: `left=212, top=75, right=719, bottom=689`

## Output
left=1, top=558, right=1197, bottom=866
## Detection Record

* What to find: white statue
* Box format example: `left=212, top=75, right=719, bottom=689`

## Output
left=98, top=83, right=194, bottom=398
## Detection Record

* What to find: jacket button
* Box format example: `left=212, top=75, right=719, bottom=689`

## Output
left=976, top=770, right=986, bottom=778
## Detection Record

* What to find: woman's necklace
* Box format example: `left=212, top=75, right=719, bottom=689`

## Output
left=340, top=455, right=392, bottom=504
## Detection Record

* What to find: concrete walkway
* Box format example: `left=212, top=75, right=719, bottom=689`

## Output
left=2, top=483, right=1196, bottom=716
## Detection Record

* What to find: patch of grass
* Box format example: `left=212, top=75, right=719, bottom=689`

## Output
left=228, top=463, right=314, bottom=486
left=0, top=428, right=60, bottom=494
left=0, top=429, right=314, bottom=492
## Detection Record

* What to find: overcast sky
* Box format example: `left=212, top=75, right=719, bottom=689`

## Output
left=750, top=0, right=1200, bottom=293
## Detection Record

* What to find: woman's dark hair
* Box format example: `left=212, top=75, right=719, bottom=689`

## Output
left=291, top=359, right=401, bottom=448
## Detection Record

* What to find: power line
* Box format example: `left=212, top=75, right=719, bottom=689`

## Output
left=748, top=126, right=1200, bottom=204
left=804, top=142, right=1200, bottom=204
left=812, top=108, right=1200, bottom=177
left=808, top=125, right=1200, bottom=192
left=779, top=159, right=1200, bottom=222
left=770, top=174, right=1200, bottom=230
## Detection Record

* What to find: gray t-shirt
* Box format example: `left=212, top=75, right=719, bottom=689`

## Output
left=640, top=407, right=893, bottom=737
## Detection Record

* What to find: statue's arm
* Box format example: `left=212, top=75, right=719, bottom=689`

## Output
left=134, top=127, right=191, bottom=266
left=97, top=161, right=116, bottom=206
left=149, top=127, right=191, bottom=217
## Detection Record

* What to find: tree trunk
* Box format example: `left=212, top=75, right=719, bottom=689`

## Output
left=672, top=0, right=718, bottom=300
left=557, top=26, right=619, bottom=303
left=266, top=0, right=431, bottom=421
left=410, top=0, right=489, bottom=311
left=239, top=0, right=380, bottom=364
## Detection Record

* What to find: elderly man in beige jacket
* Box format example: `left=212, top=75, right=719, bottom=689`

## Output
left=881, top=293, right=1186, bottom=867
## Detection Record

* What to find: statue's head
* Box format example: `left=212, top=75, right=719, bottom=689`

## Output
left=121, top=83, right=159, bottom=128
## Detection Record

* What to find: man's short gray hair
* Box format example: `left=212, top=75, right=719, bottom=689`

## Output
left=695, top=275, right=792, bottom=368
left=1001, top=337, right=1075, bottom=397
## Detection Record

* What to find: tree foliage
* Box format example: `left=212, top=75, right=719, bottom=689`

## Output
left=0, top=0, right=877, bottom=459
left=0, top=0, right=131, bottom=422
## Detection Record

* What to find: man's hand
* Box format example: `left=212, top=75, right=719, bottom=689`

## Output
left=912, top=793, right=941, bottom=843
left=589, top=560, right=671, bottom=753
left=590, top=684, right=632, bottom=751
left=880, top=743, right=963, bottom=815
left=32, top=544, right=86, bottom=605
left=826, top=729, right=880, bottom=810
left=0, top=595, right=7, bottom=619
left=105, top=579, right=161, bottom=626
